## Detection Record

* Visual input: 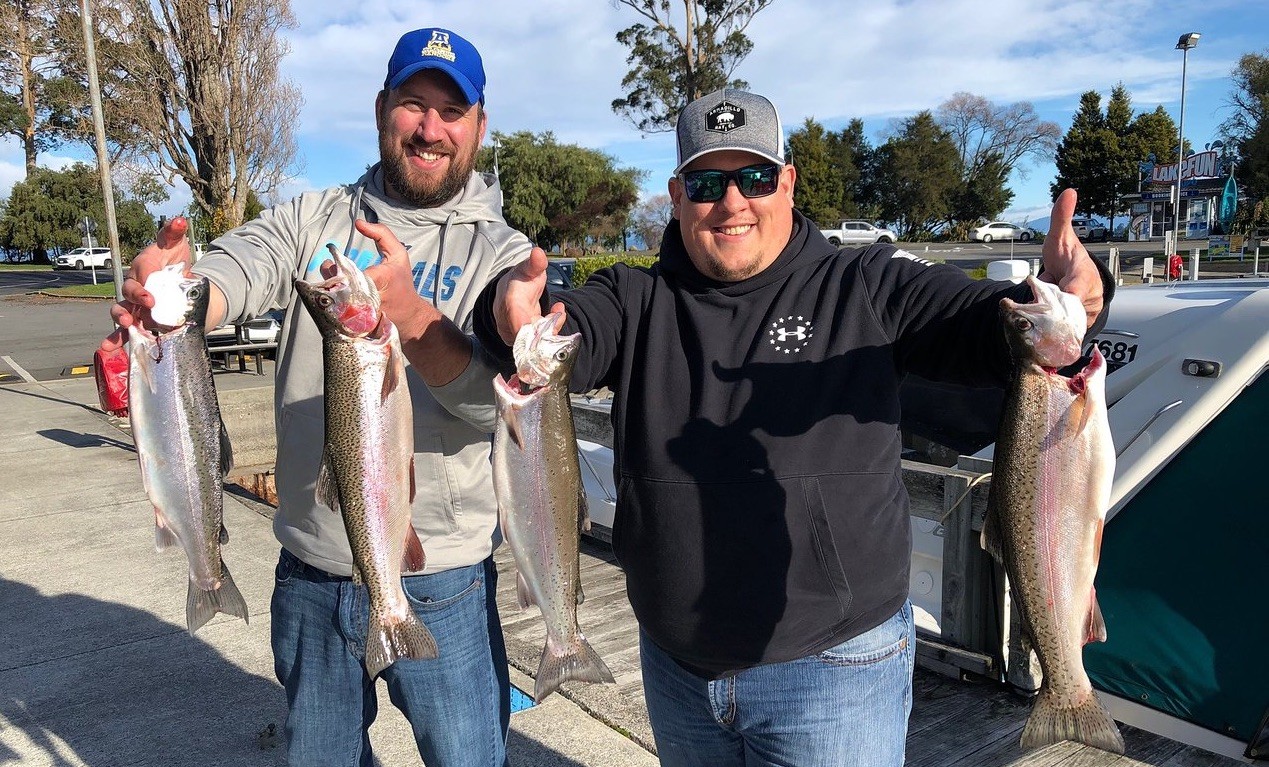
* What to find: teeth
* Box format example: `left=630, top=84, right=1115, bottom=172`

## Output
left=418, top=151, right=443, bottom=161
left=718, top=225, right=753, bottom=235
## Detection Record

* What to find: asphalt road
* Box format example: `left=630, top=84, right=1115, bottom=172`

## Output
left=0, top=292, right=115, bottom=383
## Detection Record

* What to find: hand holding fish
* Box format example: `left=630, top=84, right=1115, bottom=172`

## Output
left=492, top=246, right=564, bottom=346
left=1040, top=189, right=1104, bottom=330
left=100, top=217, right=214, bottom=352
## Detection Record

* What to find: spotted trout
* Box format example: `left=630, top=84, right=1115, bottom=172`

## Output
left=493, top=313, right=614, bottom=702
left=294, top=245, right=437, bottom=677
left=128, top=265, right=248, bottom=634
left=983, top=276, right=1123, bottom=754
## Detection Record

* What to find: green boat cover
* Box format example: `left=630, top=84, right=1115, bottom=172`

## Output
left=1084, top=371, right=1269, bottom=747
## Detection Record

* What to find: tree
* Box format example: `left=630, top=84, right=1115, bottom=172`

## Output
left=611, top=0, right=775, bottom=134
left=1051, top=91, right=1117, bottom=217
left=874, top=112, right=961, bottom=239
left=0, top=0, right=82, bottom=176
left=481, top=131, right=643, bottom=251
left=935, top=92, right=1058, bottom=228
left=788, top=118, right=840, bottom=225
left=77, top=0, right=302, bottom=238
left=832, top=119, right=876, bottom=219
left=630, top=193, right=674, bottom=250
left=0, top=162, right=156, bottom=260
left=1102, top=84, right=1140, bottom=234
left=1222, top=51, right=1269, bottom=209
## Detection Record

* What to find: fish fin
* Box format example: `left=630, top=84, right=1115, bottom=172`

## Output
left=364, top=612, right=439, bottom=678
left=130, top=337, right=159, bottom=394
left=1020, top=688, right=1124, bottom=754
left=980, top=501, right=1005, bottom=563
left=381, top=346, right=400, bottom=404
left=186, top=562, right=250, bottom=635
left=532, top=631, right=615, bottom=703
left=219, top=524, right=230, bottom=545
left=154, top=508, right=179, bottom=551
left=315, top=449, right=340, bottom=513
left=218, top=419, right=234, bottom=478
left=350, top=564, right=364, bottom=586
left=402, top=526, right=426, bottom=573
left=503, top=405, right=525, bottom=451
left=408, top=456, right=416, bottom=503
left=1085, top=588, right=1108, bottom=644
left=516, top=571, right=536, bottom=610
left=577, top=485, right=591, bottom=534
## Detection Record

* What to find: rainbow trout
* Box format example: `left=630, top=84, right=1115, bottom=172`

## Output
left=294, top=246, right=437, bottom=677
left=983, top=276, right=1123, bottom=754
left=128, top=265, right=248, bottom=634
left=493, top=313, right=614, bottom=702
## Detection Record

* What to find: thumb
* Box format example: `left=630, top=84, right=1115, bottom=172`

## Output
left=515, top=246, right=549, bottom=279
left=354, top=219, right=410, bottom=269
left=1048, top=188, right=1078, bottom=241
left=156, top=216, right=189, bottom=249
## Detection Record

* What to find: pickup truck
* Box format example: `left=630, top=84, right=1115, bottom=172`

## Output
left=819, top=220, right=897, bottom=247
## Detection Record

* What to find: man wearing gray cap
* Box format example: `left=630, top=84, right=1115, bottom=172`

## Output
left=104, top=26, right=535, bottom=767
left=476, top=88, right=1111, bottom=765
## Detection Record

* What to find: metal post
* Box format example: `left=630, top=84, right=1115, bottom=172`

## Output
left=1172, top=34, right=1200, bottom=257
left=1109, top=247, right=1120, bottom=285
left=80, top=0, right=123, bottom=302
left=1142, top=256, right=1154, bottom=284
left=1256, top=246, right=1261, bottom=276
left=1190, top=248, right=1200, bottom=281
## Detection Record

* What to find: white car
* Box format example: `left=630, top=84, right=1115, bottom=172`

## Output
left=54, top=246, right=113, bottom=270
left=968, top=222, right=1035, bottom=243
left=820, top=220, right=898, bottom=247
left=1071, top=218, right=1109, bottom=242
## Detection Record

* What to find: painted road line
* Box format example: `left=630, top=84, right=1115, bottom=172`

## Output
left=1, top=355, right=37, bottom=383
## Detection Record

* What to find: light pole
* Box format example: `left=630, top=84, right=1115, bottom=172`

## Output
left=1172, top=32, right=1200, bottom=257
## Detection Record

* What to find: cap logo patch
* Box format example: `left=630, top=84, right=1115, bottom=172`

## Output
left=420, top=31, right=457, bottom=62
left=706, top=101, right=745, bottom=133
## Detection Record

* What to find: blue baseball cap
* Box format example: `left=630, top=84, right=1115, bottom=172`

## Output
left=384, top=28, right=485, bottom=105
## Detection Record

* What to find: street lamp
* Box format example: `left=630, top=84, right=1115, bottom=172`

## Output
left=1172, top=31, right=1200, bottom=256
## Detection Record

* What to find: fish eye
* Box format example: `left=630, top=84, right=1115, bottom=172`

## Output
left=554, top=349, right=569, bottom=361
left=316, top=294, right=333, bottom=308
left=187, top=285, right=203, bottom=300
left=1014, top=317, right=1033, bottom=332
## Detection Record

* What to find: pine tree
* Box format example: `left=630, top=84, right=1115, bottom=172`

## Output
left=1052, top=91, right=1116, bottom=218
left=788, top=118, right=840, bottom=226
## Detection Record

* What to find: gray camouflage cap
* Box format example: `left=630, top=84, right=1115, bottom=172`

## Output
left=674, top=89, right=786, bottom=174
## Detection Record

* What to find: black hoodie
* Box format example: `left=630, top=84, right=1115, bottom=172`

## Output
left=475, top=211, right=1111, bottom=677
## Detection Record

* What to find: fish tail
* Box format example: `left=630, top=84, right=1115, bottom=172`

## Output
left=365, top=612, right=439, bottom=678
left=186, top=562, right=250, bottom=634
left=1020, top=688, right=1125, bottom=754
left=533, top=632, right=615, bottom=703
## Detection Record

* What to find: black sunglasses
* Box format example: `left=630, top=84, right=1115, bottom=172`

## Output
left=679, top=163, right=781, bottom=203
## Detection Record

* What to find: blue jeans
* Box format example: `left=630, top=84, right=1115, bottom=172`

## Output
left=640, top=601, right=915, bottom=767
left=270, top=548, right=511, bottom=767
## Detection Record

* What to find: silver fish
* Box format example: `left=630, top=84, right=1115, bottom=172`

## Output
left=294, top=245, right=437, bottom=677
left=493, top=313, right=614, bottom=702
left=128, top=265, right=248, bottom=634
left=983, top=276, right=1123, bottom=754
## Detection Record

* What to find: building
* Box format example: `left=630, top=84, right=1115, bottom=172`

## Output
left=1123, top=145, right=1239, bottom=244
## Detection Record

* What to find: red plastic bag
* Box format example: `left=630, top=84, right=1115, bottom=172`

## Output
left=1167, top=254, right=1183, bottom=281
left=95, top=345, right=130, bottom=417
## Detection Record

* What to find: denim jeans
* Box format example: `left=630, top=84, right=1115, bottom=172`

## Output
left=270, top=548, right=511, bottom=767
left=640, top=600, right=915, bottom=767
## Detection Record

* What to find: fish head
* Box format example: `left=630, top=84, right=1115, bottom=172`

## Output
left=293, top=245, right=383, bottom=339
left=512, top=312, right=581, bottom=390
left=145, top=265, right=210, bottom=329
left=1000, top=276, right=1085, bottom=369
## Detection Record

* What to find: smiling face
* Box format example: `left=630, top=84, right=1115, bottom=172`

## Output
left=376, top=68, right=487, bottom=208
left=668, top=149, right=797, bottom=282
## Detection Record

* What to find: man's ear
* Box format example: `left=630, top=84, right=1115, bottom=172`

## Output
left=781, top=164, right=797, bottom=202
left=374, top=90, right=386, bottom=132
left=668, top=176, right=684, bottom=217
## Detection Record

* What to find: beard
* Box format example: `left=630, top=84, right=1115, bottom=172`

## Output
left=379, top=135, right=477, bottom=209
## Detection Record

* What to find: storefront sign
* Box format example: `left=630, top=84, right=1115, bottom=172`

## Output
left=1150, top=150, right=1220, bottom=184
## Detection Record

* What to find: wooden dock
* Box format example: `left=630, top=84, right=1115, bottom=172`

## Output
left=494, top=538, right=1247, bottom=767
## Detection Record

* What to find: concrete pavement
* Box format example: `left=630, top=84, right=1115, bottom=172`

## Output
left=0, top=370, right=657, bottom=767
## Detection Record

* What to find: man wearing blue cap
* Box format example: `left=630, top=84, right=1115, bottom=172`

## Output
left=103, top=27, right=536, bottom=767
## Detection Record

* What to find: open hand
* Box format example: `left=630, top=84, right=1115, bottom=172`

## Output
left=99, top=218, right=191, bottom=352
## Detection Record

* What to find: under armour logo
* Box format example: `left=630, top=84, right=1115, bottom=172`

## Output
left=768, top=316, right=813, bottom=354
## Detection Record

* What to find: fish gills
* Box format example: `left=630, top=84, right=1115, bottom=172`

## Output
left=493, top=313, right=614, bottom=702
left=128, top=267, right=248, bottom=634
left=295, top=247, right=437, bottom=677
left=983, top=277, right=1123, bottom=754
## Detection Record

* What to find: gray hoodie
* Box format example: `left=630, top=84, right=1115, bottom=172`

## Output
left=193, top=166, right=532, bottom=576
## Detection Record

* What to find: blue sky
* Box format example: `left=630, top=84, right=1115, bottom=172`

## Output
left=2, top=0, right=1264, bottom=236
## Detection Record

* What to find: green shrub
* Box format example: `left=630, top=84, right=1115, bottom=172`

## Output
left=573, top=253, right=660, bottom=286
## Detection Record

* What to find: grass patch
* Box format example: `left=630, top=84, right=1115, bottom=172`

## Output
left=42, top=283, right=117, bottom=298
left=0, top=263, right=53, bottom=271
